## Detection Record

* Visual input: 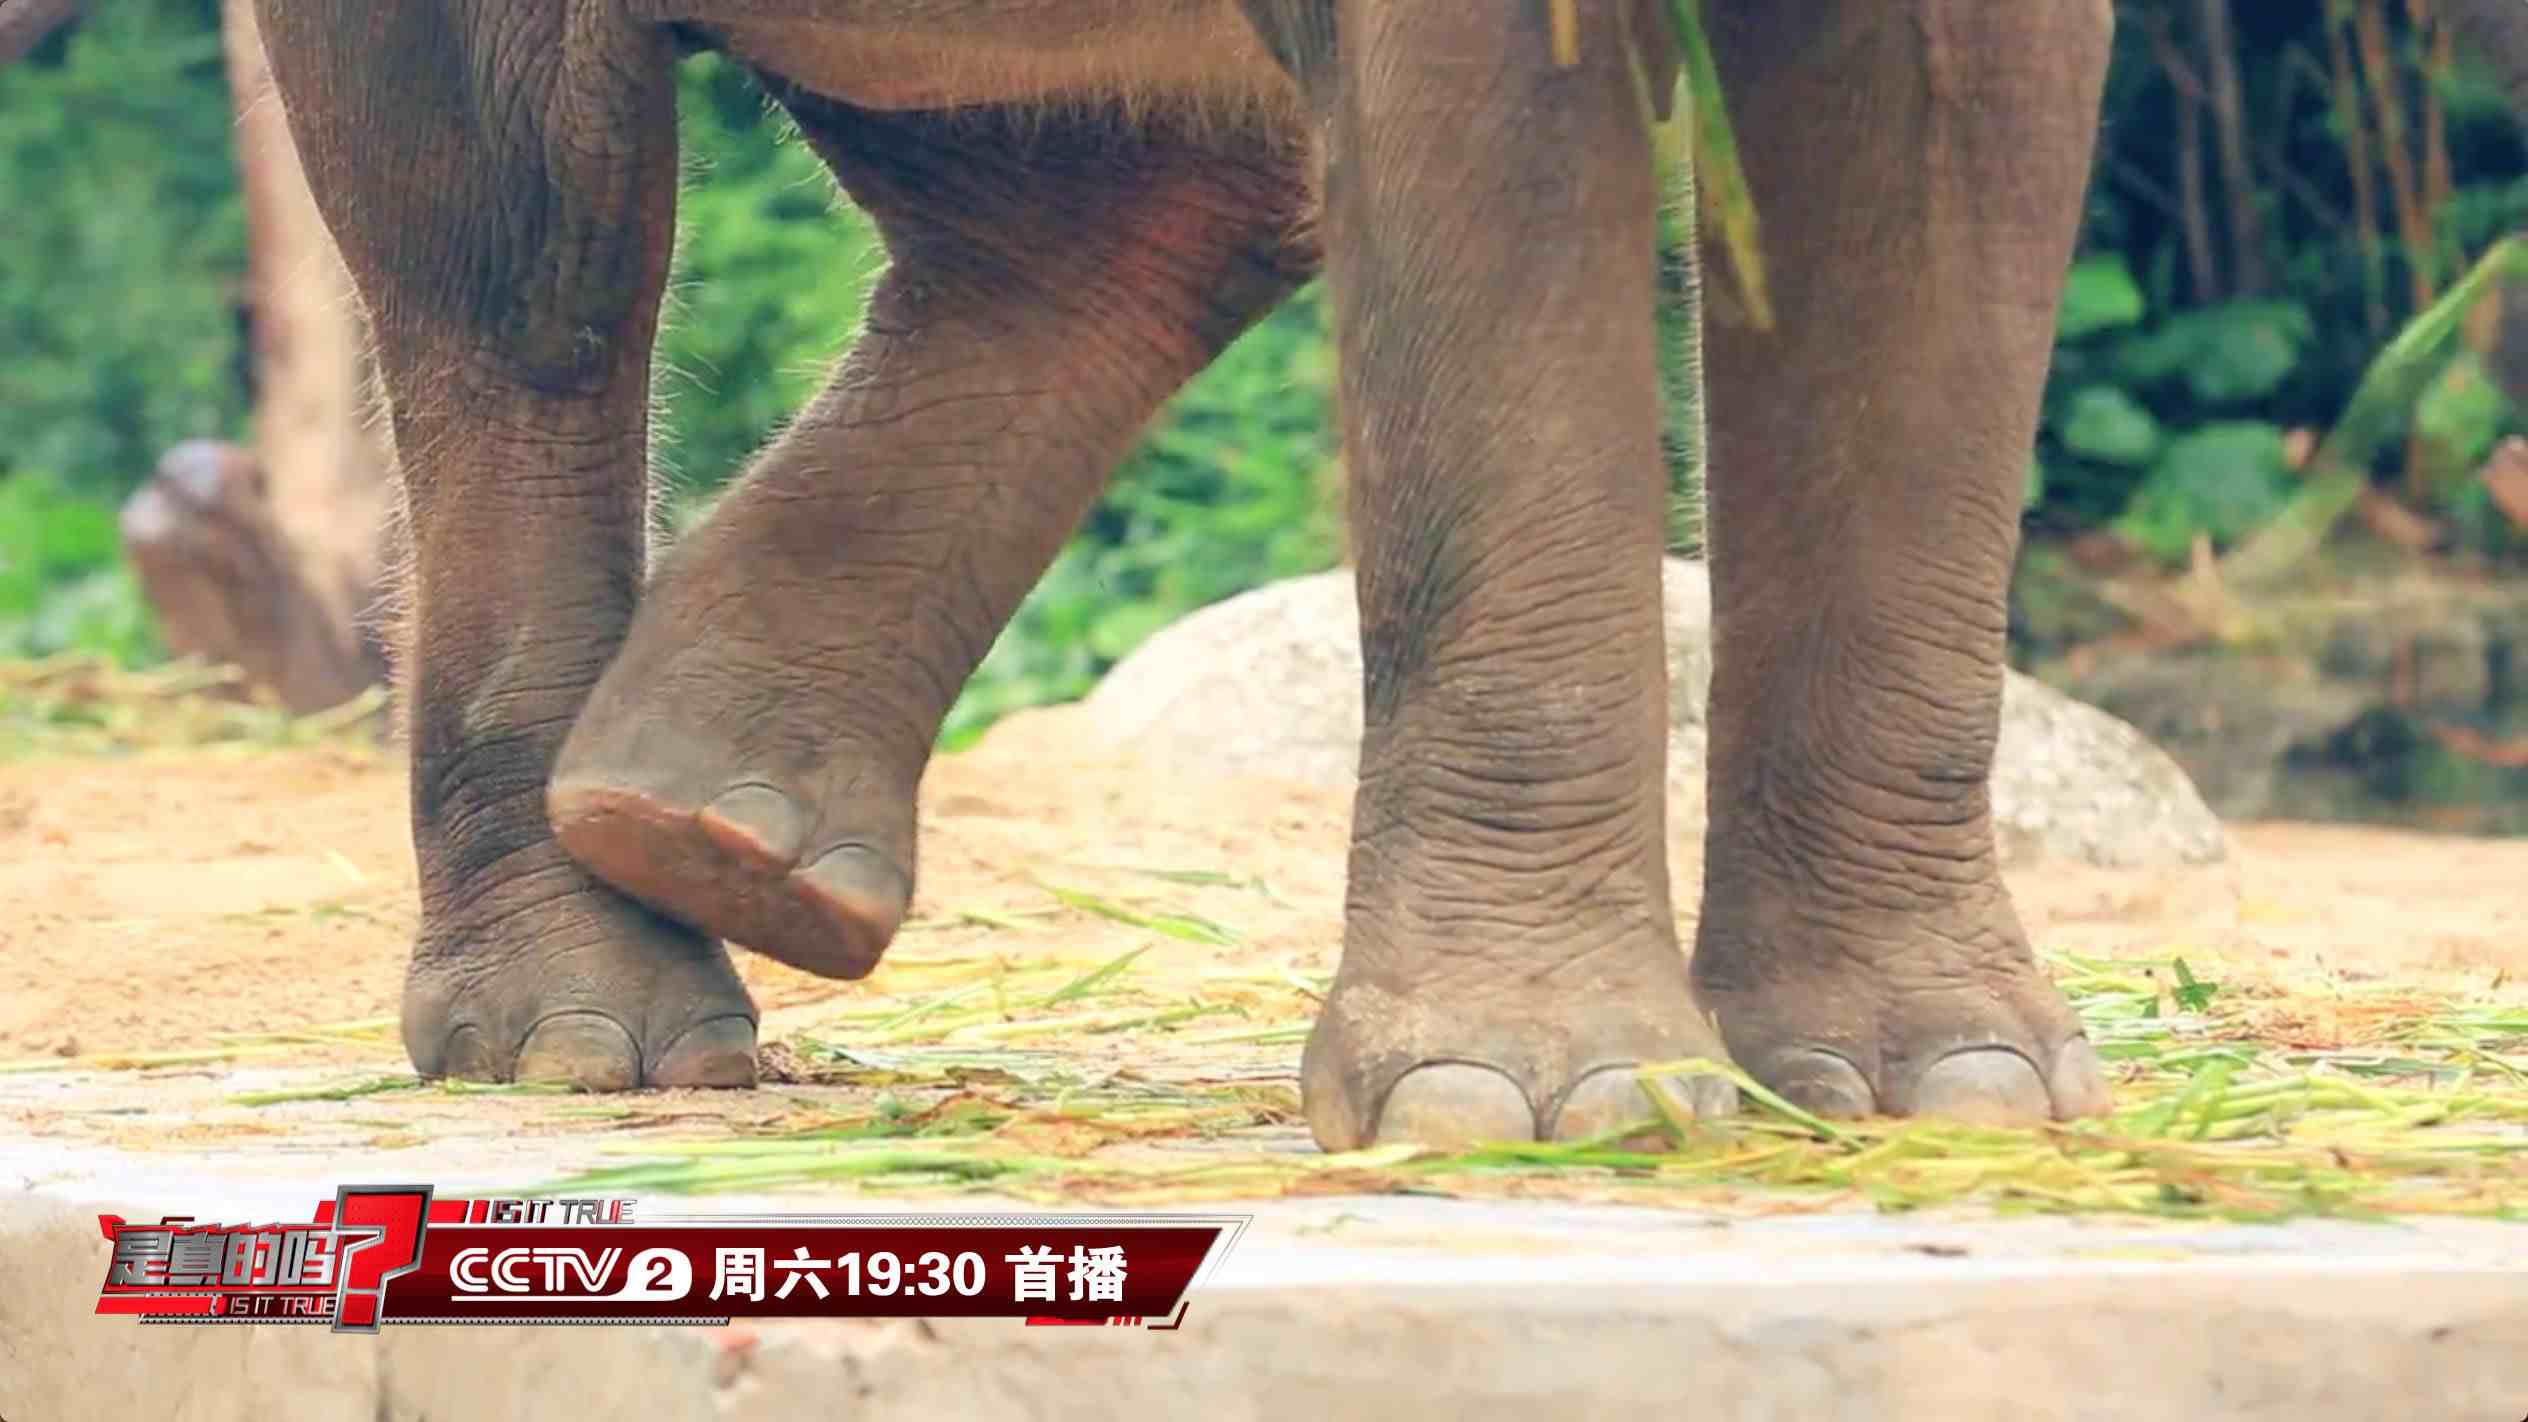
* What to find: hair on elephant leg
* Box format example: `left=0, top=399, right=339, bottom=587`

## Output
left=253, top=0, right=757, bottom=1091
left=549, top=95, right=1317, bottom=982
left=1688, top=0, right=2117, bottom=1125
left=1273, top=0, right=1736, bottom=1153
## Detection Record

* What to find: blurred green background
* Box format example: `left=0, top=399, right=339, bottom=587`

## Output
left=3, top=0, right=2524, bottom=748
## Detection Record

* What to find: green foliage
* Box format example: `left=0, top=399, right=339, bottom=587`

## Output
left=2028, top=1, right=2528, bottom=564
left=1652, top=95, right=1708, bottom=552
left=6, top=2, right=2527, bottom=729
left=0, top=472, right=162, bottom=665
left=2042, top=271, right=2326, bottom=556
left=2112, top=300, right=2317, bottom=407
left=2224, top=235, right=2528, bottom=587
left=2113, top=422, right=2296, bottom=563
left=2410, top=351, right=2514, bottom=493
left=2057, top=385, right=2165, bottom=467
left=0, top=1, right=232, bottom=669
left=1659, top=0, right=1769, bottom=329
left=655, top=57, right=880, bottom=498
left=2057, top=255, right=2148, bottom=341
left=944, top=292, right=1340, bottom=746
left=2043, top=240, right=2525, bottom=563
left=0, top=0, right=244, bottom=498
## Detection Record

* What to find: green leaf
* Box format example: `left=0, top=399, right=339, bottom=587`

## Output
left=2023, top=455, right=2047, bottom=511
left=2056, top=385, right=2164, bottom=467
left=2186, top=302, right=2314, bottom=405
left=2223, top=236, right=2528, bottom=587
left=0, top=470, right=121, bottom=617
left=2114, top=422, right=2294, bottom=561
left=2110, top=319, right=2206, bottom=389
left=11, top=567, right=164, bottom=667
left=2057, top=255, right=2146, bottom=341
left=2170, top=957, right=2220, bottom=1013
left=1663, top=0, right=1771, bottom=329
left=2413, top=352, right=2512, bottom=476
left=2108, top=301, right=2314, bottom=406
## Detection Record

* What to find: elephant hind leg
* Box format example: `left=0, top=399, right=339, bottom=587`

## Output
left=1691, top=0, right=2116, bottom=1123
left=549, top=97, right=1319, bottom=979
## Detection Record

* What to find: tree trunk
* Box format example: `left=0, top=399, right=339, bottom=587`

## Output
left=0, top=0, right=81, bottom=69
left=2443, top=0, right=2528, bottom=118
left=121, top=0, right=393, bottom=714
left=2196, top=0, right=2268, bottom=295
left=2442, top=0, right=2528, bottom=410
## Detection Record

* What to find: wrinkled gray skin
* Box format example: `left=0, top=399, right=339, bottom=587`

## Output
left=254, top=0, right=2122, bottom=1148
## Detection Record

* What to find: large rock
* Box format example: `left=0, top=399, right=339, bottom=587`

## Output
left=1078, top=561, right=2226, bottom=869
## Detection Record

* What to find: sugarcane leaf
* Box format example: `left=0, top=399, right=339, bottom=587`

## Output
left=1665, top=0, right=1771, bottom=329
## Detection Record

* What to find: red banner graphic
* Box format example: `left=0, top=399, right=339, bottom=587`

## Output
left=387, top=1223, right=1220, bottom=1321
left=96, top=1189, right=1244, bottom=1330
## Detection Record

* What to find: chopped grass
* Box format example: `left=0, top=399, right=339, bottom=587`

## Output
left=229, top=1075, right=431, bottom=1107
left=1042, top=946, right=1153, bottom=1005
left=523, top=946, right=2528, bottom=1220
left=1036, top=883, right=1241, bottom=945
left=8, top=768, right=2517, bottom=1222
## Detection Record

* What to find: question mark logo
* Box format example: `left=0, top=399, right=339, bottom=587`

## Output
left=330, top=1186, right=433, bottom=1332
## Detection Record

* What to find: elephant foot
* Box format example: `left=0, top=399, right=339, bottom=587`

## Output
left=1693, top=884, right=2112, bottom=1125
left=405, top=860, right=759, bottom=1090
left=1301, top=937, right=1739, bottom=1152
left=548, top=771, right=910, bottom=983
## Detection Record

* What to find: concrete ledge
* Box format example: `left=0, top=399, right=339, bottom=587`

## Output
left=6, top=1142, right=2525, bottom=1421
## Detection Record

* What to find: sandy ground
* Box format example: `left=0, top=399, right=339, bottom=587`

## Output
left=2, top=708, right=2525, bottom=1066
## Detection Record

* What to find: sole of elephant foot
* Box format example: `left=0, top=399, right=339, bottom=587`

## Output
left=547, top=778, right=908, bottom=982
left=404, top=877, right=764, bottom=1091
left=1696, top=911, right=2114, bottom=1126
left=1299, top=967, right=1740, bottom=1152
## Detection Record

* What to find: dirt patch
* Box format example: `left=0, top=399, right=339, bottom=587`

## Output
left=1, top=705, right=2523, bottom=1064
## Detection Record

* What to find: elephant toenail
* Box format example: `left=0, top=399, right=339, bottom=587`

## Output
left=1552, top=1069, right=1661, bottom=1142
left=798, top=844, right=910, bottom=935
left=697, top=785, right=806, bottom=867
left=1912, top=1048, right=2051, bottom=1125
left=1553, top=1065, right=1739, bottom=1139
left=515, top=1013, right=641, bottom=1092
left=1374, top=1064, right=1536, bottom=1147
left=1683, top=1071, right=1741, bottom=1120
left=2049, top=1037, right=2114, bottom=1119
left=432, top=1023, right=500, bottom=1082
left=1765, top=1049, right=1876, bottom=1119
left=651, top=1014, right=760, bottom=1089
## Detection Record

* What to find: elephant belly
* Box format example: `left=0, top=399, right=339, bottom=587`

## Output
left=657, top=1, right=1286, bottom=111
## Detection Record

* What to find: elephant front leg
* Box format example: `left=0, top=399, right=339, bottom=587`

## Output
left=547, top=103, right=1316, bottom=980
left=1690, top=0, right=2116, bottom=1123
left=1291, top=0, right=1733, bottom=1150
left=257, top=1, right=756, bottom=1088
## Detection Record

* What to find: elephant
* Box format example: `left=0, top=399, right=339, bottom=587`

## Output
left=249, top=0, right=2119, bottom=1151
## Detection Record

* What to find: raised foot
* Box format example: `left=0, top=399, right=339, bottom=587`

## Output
left=1301, top=952, right=1739, bottom=1152
left=547, top=777, right=910, bottom=982
left=1695, top=892, right=2113, bottom=1126
left=406, top=869, right=760, bottom=1090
